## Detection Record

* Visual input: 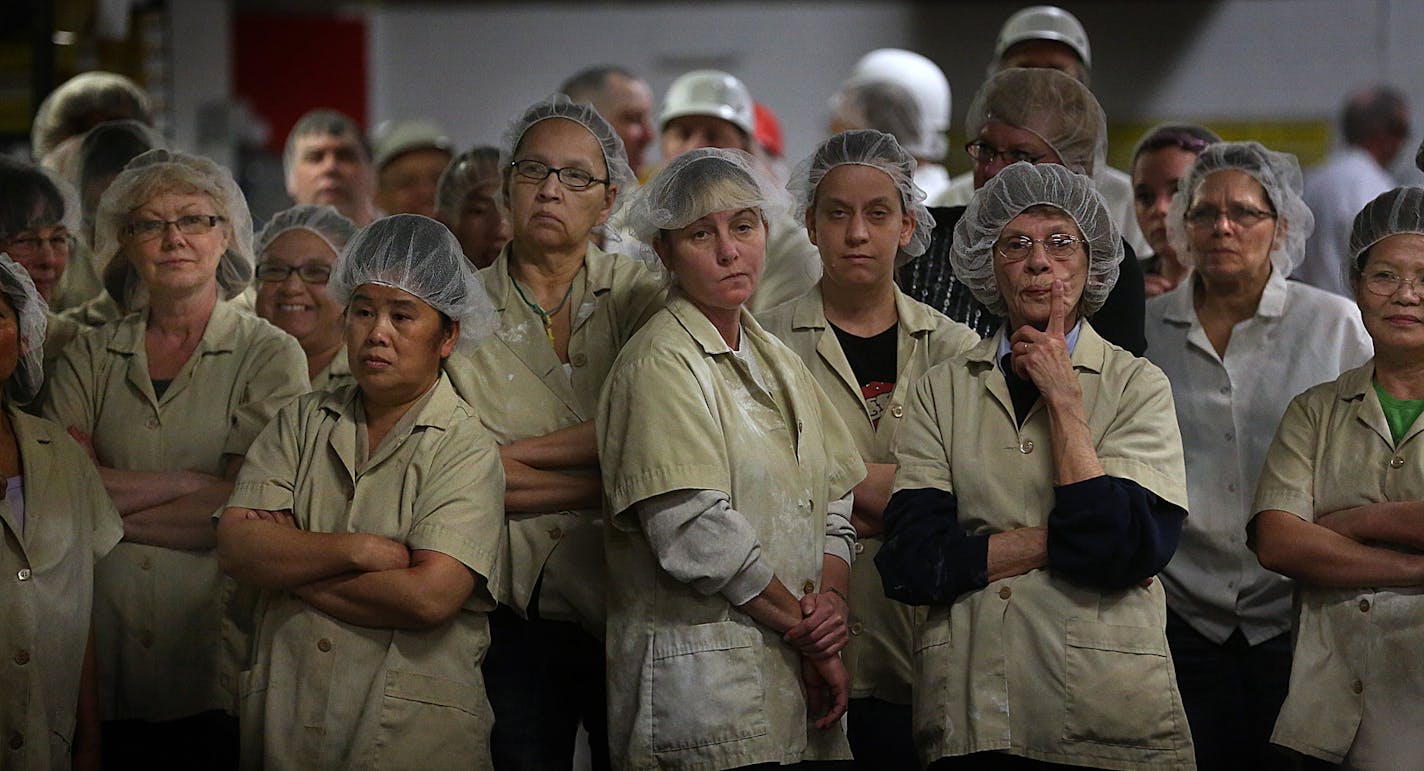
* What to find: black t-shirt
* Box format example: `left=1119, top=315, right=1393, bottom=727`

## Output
left=831, top=321, right=898, bottom=427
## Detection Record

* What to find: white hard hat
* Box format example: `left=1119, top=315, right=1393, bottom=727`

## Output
left=994, top=5, right=1092, bottom=70
left=659, top=70, right=755, bottom=136
left=846, top=49, right=950, bottom=160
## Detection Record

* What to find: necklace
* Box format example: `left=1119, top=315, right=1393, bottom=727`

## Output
left=510, top=272, right=575, bottom=346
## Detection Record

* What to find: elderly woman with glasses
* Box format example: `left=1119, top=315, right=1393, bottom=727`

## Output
left=878, top=161, right=1195, bottom=769
left=1144, top=141, right=1371, bottom=770
left=1250, top=186, right=1424, bottom=768
left=42, top=149, right=308, bottom=767
left=254, top=204, right=358, bottom=391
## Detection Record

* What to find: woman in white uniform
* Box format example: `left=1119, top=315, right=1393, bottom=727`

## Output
left=0, top=254, right=122, bottom=770
left=1252, top=186, right=1424, bottom=769
left=761, top=129, right=978, bottom=769
left=216, top=214, right=506, bottom=770
left=598, top=148, right=866, bottom=770
left=878, top=161, right=1194, bottom=769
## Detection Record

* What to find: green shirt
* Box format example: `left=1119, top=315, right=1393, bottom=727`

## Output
left=1374, top=380, right=1424, bottom=444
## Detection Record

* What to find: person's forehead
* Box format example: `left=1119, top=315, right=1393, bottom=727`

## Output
left=297, top=131, right=365, bottom=157
left=664, top=114, right=741, bottom=137
left=980, top=121, right=1054, bottom=152
left=265, top=228, right=338, bottom=261
left=1001, top=40, right=1085, bottom=74
left=602, top=74, right=652, bottom=108
left=1194, top=169, right=1267, bottom=201
left=1003, top=207, right=1078, bottom=232
left=519, top=118, right=602, bottom=158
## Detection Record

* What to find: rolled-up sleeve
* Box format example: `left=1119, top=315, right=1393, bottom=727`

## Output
left=1047, top=475, right=1185, bottom=588
left=636, top=488, right=775, bottom=606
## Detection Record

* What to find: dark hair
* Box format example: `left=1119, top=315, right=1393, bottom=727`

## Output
left=283, top=109, right=371, bottom=174
left=0, top=158, right=66, bottom=241
left=1342, top=86, right=1409, bottom=145
left=560, top=66, right=638, bottom=104
left=1131, top=123, right=1221, bottom=165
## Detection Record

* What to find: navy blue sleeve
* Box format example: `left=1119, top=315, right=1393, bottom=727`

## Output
left=874, top=487, right=990, bottom=606
left=1046, top=475, right=1185, bottom=588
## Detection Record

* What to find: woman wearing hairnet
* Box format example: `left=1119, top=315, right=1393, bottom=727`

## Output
left=254, top=204, right=358, bottom=391
left=1144, top=142, right=1370, bottom=769
left=436, top=146, right=511, bottom=269
left=440, top=95, right=663, bottom=769
left=900, top=67, right=1147, bottom=356
left=0, top=254, right=122, bottom=770
left=760, top=129, right=977, bottom=770
left=877, top=162, right=1194, bottom=768
left=216, top=214, right=506, bottom=769
left=42, top=149, right=309, bottom=767
left=1251, top=186, right=1424, bottom=768
left=597, top=147, right=864, bottom=770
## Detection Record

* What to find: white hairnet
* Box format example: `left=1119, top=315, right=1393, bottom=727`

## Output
left=965, top=68, right=1106, bottom=177
left=256, top=204, right=357, bottom=259
left=1349, top=186, right=1424, bottom=273
left=787, top=129, right=935, bottom=266
left=95, top=149, right=254, bottom=310
left=1165, top=141, right=1313, bottom=276
left=951, top=161, right=1122, bottom=318
left=0, top=253, right=49, bottom=405
left=32, top=72, right=153, bottom=161
left=499, top=95, right=636, bottom=215
left=328, top=214, right=497, bottom=351
left=623, top=147, right=788, bottom=258
left=436, top=146, right=501, bottom=220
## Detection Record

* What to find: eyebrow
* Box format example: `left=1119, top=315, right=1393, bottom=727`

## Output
left=822, top=196, right=897, bottom=208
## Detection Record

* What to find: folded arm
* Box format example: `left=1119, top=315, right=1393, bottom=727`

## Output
left=293, top=549, right=477, bottom=630
left=215, top=507, right=411, bottom=589
left=1252, top=508, right=1424, bottom=588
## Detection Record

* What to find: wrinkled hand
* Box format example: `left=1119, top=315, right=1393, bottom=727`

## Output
left=802, top=655, right=850, bottom=729
left=245, top=509, right=296, bottom=528
left=784, top=591, right=849, bottom=659
left=68, top=426, right=98, bottom=465
left=1008, top=280, right=1081, bottom=407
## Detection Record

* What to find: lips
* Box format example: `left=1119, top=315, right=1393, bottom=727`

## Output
left=360, top=354, right=393, bottom=369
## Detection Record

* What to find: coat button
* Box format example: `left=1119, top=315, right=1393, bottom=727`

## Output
left=891, top=404, right=904, bottom=419
left=853, top=542, right=865, bottom=555
left=850, top=622, right=863, bottom=636
left=1390, top=456, right=1405, bottom=469
left=139, top=557, right=153, bottom=571
left=548, top=526, right=563, bottom=541
left=145, top=417, right=159, bottom=430
left=999, top=586, right=1012, bottom=600
left=1359, top=599, right=1371, bottom=612
left=16, top=568, right=30, bottom=581
left=317, top=638, right=332, bottom=653
left=7, top=732, right=21, bottom=750
left=1352, top=679, right=1364, bottom=694
left=1019, top=440, right=1034, bottom=454
left=13, top=649, right=29, bottom=665
left=571, top=353, right=588, bottom=367
left=802, top=580, right=816, bottom=595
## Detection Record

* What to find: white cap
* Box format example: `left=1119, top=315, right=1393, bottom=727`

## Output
left=659, top=70, right=755, bottom=135
left=844, top=49, right=950, bottom=161
left=994, top=5, right=1092, bottom=70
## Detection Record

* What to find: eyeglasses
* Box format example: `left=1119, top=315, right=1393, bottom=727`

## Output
left=123, top=214, right=225, bottom=241
left=509, top=159, right=608, bottom=191
left=256, top=262, right=332, bottom=284
left=1184, top=205, right=1275, bottom=229
left=1362, top=270, right=1424, bottom=297
left=996, top=233, right=1086, bottom=262
left=4, top=227, right=73, bottom=256
left=965, top=140, right=1046, bottom=166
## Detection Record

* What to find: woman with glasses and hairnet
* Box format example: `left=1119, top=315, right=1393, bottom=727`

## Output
left=1144, top=141, right=1371, bottom=770
left=216, top=214, right=506, bottom=769
left=877, top=161, right=1194, bottom=769
left=42, top=149, right=309, bottom=767
left=436, top=146, right=511, bottom=270
left=254, top=205, right=358, bottom=391
left=1250, top=186, right=1424, bottom=768
left=0, top=254, right=122, bottom=770
left=760, top=129, right=977, bottom=770
left=440, top=95, right=663, bottom=770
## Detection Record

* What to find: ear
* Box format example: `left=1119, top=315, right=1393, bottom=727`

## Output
left=594, top=184, right=618, bottom=229
left=439, top=319, right=460, bottom=359
left=805, top=207, right=819, bottom=247
left=1271, top=216, right=1288, bottom=256
left=898, top=211, right=915, bottom=249
left=652, top=234, right=675, bottom=274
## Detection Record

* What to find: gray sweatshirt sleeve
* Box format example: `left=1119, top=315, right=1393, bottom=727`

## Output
left=824, top=491, right=856, bottom=567
left=636, top=489, right=775, bottom=606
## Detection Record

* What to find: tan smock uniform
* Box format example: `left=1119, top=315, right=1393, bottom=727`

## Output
left=759, top=284, right=978, bottom=704
left=893, top=323, right=1195, bottom=769
left=1253, top=362, right=1424, bottom=768
left=597, top=294, right=866, bottom=769
left=226, top=375, right=506, bottom=770
left=444, top=243, right=662, bottom=633
left=1, top=407, right=123, bottom=769
left=43, top=300, right=309, bottom=721
left=310, top=346, right=353, bottom=393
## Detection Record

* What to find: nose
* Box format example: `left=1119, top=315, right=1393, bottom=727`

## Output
left=159, top=222, right=187, bottom=248
left=1024, top=243, right=1052, bottom=272
left=845, top=212, right=870, bottom=245
left=1148, top=193, right=1171, bottom=221
left=278, top=269, right=306, bottom=294
left=535, top=171, right=563, bottom=200
left=365, top=312, right=393, bottom=345
left=715, top=232, right=740, bottom=265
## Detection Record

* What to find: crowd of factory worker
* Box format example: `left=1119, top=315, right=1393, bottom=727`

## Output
left=7, top=5, right=1424, bottom=771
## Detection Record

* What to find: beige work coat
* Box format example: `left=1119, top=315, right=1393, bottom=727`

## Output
left=759, top=284, right=978, bottom=704
left=0, top=407, right=122, bottom=769
left=444, top=243, right=662, bottom=632
left=43, top=300, right=309, bottom=721
left=311, top=346, right=353, bottom=394
left=1253, top=362, right=1424, bottom=767
left=892, top=323, right=1194, bottom=769
left=598, top=293, right=866, bottom=770
left=227, top=375, right=506, bottom=770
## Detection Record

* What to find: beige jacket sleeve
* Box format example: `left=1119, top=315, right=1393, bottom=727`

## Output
left=223, top=331, right=311, bottom=457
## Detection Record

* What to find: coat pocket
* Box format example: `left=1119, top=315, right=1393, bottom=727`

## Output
left=1062, top=618, right=1182, bottom=750
left=373, top=669, right=492, bottom=770
left=647, top=621, right=768, bottom=754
